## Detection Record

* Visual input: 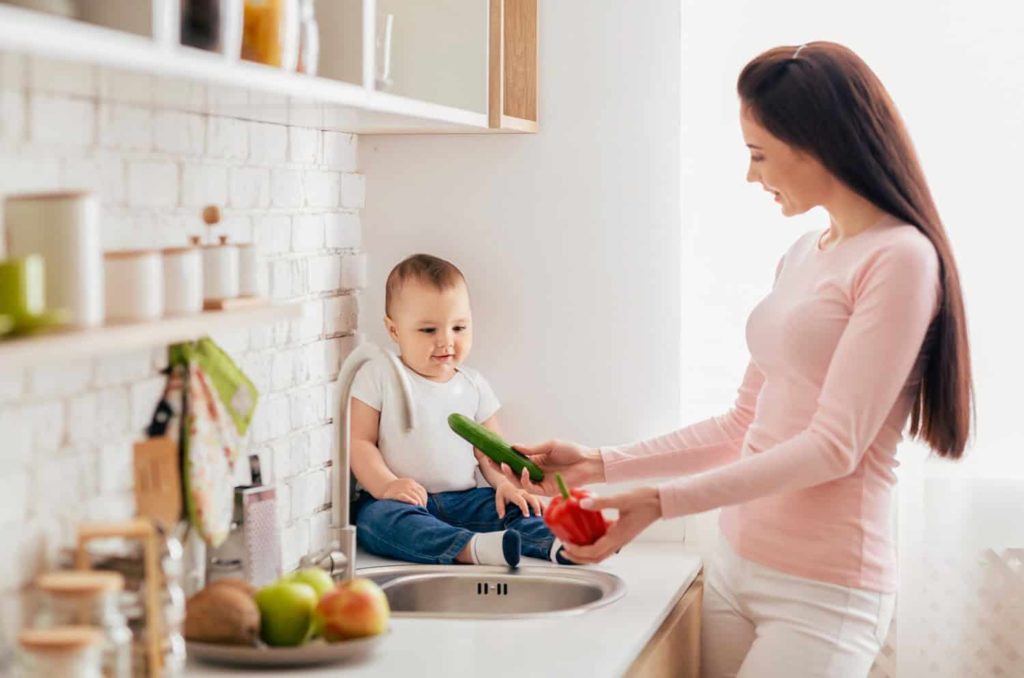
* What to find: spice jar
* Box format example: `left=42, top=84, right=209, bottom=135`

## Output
left=241, top=0, right=300, bottom=70
left=34, top=572, right=132, bottom=678
left=17, top=626, right=104, bottom=678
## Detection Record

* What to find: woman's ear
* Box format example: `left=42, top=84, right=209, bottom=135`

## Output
left=384, top=315, right=399, bottom=342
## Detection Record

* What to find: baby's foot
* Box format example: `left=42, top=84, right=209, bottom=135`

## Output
left=470, top=530, right=522, bottom=568
left=549, top=540, right=581, bottom=565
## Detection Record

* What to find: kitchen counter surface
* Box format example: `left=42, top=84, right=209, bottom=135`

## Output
left=187, top=543, right=703, bottom=677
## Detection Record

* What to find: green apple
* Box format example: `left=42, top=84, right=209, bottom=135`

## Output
left=286, top=568, right=335, bottom=598
left=254, top=581, right=318, bottom=647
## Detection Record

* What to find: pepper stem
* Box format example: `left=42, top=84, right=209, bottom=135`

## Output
left=556, top=473, right=571, bottom=500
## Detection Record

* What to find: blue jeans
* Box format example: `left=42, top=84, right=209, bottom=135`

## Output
left=354, top=487, right=555, bottom=565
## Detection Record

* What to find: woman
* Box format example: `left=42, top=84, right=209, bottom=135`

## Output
left=494, top=42, right=973, bottom=677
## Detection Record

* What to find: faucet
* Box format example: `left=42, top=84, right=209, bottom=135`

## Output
left=300, top=341, right=417, bottom=581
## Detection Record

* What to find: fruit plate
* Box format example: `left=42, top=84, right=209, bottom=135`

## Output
left=187, top=633, right=388, bottom=668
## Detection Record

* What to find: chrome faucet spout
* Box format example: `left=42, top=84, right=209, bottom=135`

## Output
left=322, top=342, right=416, bottom=580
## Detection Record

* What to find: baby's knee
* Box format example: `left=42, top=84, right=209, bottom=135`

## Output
left=358, top=498, right=427, bottom=523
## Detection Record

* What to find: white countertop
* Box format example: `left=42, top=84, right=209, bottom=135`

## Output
left=187, top=544, right=703, bottom=678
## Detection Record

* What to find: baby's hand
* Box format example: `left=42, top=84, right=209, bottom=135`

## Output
left=382, top=478, right=428, bottom=507
left=495, top=481, right=544, bottom=519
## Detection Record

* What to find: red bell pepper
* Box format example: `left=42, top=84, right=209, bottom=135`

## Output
left=544, top=474, right=608, bottom=546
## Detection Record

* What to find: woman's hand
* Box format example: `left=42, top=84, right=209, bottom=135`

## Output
left=479, top=439, right=606, bottom=496
left=494, top=481, right=544, bottom=519
left=381, top=478, right=428, bottom=507
left=561, top=487, right=662, bottom=564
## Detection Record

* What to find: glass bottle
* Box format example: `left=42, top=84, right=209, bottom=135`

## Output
left=241, top=0, right=300, bottom=70
left=180, top=0, right=222, bottom=51
left=296, top=0, right=319, bottom=76
left=35, top=572, right=132, bottom=678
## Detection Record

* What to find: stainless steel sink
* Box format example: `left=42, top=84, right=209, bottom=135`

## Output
left=356, top=565, right=626, bottom=619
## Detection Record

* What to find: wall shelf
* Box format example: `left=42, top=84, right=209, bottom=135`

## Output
left=0, top=3, right=500, bottom=135
left=0, top=302, right=302, bottom=369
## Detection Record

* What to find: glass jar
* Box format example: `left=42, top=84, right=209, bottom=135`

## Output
left=17, top=626, right=103, bottom=678
left=296, top=0, right=319, bottom=76
left=180, top=0, right=244, bottom=58
left=35, top=572, right=132, bottom=678
left=180, top=0, right=222, bottom=51
left=241, top=0, right=300, bottom=70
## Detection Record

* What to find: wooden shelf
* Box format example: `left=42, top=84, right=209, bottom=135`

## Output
left=0, top=302, right=301, bottom=369
left=0, top=4, right=493, bottom=134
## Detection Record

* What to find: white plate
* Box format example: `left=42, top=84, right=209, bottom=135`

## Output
left=187, top=632, right=388, bottom=668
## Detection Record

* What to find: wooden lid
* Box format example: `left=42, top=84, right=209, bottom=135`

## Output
left=18, top=626, right=103, bottom=651
left=5, top=190, right=94, bottom=202
left=160, top=245, right=199, bottom=255
left=37, top=571, right=125, bottom=595
left=104, top=249, right=159, bottom=260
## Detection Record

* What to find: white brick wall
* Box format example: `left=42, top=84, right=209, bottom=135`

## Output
left=0, top=53, right=365, bottom=642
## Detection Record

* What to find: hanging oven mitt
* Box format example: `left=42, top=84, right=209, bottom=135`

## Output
left=172, top=342, right=237, bottom=548
left=194, top=337, right=259, bottom=438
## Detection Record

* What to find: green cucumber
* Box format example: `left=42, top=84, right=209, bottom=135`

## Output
left=447, top=413, right=545, bottom=482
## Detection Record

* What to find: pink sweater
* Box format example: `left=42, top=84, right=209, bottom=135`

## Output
left=603, top=219, right=941, bottom=592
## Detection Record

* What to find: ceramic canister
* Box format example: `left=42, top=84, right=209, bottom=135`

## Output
left=161, top=245, right=203, bottom=315
left=104, top=250, right=164, bottom=321
left=202, top=235, right=239, bottom=301
left=3, top=191, right=104, bottom=328
left=236, top=242, right=258, bottom=297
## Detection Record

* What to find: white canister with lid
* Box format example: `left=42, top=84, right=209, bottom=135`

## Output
left=202, top=235, right=239, bottom=302
left=104, top=250, right=164, bottom=322
left=162, top=241, right=203, bottom=316
left=237, top=242, right=259, bottom=297
left=3, top=191, right=104, bottom=328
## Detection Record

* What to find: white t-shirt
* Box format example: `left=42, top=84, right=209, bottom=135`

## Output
left=350, top=352, right=501, bottom=494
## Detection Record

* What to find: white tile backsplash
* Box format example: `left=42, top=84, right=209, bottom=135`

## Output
left=0, top=53, right=365, bottom=630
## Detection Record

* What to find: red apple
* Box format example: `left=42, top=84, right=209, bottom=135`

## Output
left=315, top=577, right=390, bottom=641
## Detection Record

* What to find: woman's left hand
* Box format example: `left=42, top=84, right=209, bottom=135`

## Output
left=562, top=487, right=663, bottom=564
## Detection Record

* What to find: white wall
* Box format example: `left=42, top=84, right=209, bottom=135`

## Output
left=0, top=52, right=366, bottom=658
left=361, top=1, right=681, bottom=452
left=678, top=0, right=1024, bottom=477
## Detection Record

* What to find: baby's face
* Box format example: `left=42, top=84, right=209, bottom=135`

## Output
left=385, top=278, right=473, bottom=382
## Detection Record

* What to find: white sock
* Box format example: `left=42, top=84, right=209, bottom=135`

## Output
left=469, top=530, right=521, bottom=567
left=549, top=538, right=565, bottom=563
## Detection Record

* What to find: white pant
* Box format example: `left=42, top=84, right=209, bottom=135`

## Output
left=701, top=540, right=895, bottom=678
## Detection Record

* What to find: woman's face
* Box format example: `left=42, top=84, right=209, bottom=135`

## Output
left=740, top=105, right=834, bottom=217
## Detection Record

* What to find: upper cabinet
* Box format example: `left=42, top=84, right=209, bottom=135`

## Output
left=489, top=0, right=538, bottom=132
left=375, top=0, right=489, bottom=115
left=0, top=0, right=538, bottom=135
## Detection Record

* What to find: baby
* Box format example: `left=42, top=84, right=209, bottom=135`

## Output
left=349, top=254, right=572, bottom=567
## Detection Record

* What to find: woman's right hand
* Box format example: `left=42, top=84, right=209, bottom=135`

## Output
left=381, top=478, right=428, bottom=507
left=502, top=440, right=606, bottom=496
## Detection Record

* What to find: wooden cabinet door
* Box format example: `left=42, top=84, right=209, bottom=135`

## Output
left=489, top=0, right=539, bottom=131
left=626, top=574, right=704, bottom=678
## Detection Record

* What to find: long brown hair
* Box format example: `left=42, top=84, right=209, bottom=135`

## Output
left=737, top=41, right=973, bottom=458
